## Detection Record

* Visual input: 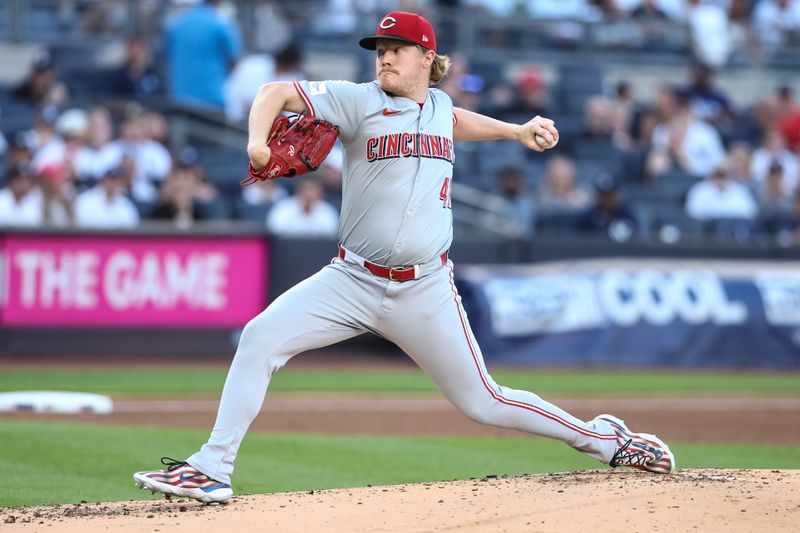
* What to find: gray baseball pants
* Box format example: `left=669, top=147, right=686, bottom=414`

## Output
left=188, top=253, right=618, bottom=484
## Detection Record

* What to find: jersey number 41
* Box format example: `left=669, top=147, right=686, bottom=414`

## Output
left=439, top=176, right=452, bottom=209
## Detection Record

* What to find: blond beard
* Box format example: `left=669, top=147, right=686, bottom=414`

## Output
left=378, top=74, right=425, bottom=98
left=378, top=75, right=403, bottom=96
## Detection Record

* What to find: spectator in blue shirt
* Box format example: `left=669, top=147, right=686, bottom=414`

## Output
left=681, top=64, right=733, bottom=134
left=495, top=165, right=536, bottom=236
left=163, top=0, right=242, bottom=110
left=109, top=34, right=162, bottom=97
left=576, top=172, right=638, bottom=240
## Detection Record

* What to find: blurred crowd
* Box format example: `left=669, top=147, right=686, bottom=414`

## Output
left=98, top=0, right=800, bottom=64
left=463, top=0, right=800, bottom=66
left=471, top=62, right=800, bottom=244
left=0, top=0, right=799, bottom=244
left=0, top=0, right=341, bottom=237
left=0, top=97, right=343, bottom=236
left=24, top=1, right=800, bottom=68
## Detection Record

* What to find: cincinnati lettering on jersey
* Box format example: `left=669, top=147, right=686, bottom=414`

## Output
left=366, top=133, right=455, bottom=164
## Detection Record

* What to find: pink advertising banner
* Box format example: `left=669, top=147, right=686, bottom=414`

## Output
left=0, top=233, right=268, bottom=327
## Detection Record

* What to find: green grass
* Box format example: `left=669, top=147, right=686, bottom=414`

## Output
left=2, top=367, right=799, bottom=396
left=1, top=420, right=799, bottom=507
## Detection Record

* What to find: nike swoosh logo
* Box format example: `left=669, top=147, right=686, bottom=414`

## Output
left=383, top=108, right=402, bottom=116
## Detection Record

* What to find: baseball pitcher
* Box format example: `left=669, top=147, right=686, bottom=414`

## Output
left=134, top=11, right=675, bottom=504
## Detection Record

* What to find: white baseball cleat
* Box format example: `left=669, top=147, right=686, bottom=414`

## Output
left=133, top=457, right=233, bottom=503
left=597, top=414, right=676, bottom=474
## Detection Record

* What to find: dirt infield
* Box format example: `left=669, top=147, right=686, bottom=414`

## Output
left=3, top=393, right=799, bottom=444
left=2, top=469, right=798, bottom=532
left=3, top=357, right=798, bottom=530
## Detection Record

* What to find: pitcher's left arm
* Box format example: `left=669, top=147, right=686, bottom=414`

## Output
left=452, top=107, right=558, bottom=152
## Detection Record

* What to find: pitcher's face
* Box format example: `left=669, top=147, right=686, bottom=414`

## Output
left=375, top=39, right=431, bottom=97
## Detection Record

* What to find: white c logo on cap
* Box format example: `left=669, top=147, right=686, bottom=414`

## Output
left=379, top=16, right=397, bottom=29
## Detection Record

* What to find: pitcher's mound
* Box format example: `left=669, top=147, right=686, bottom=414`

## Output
left=2, top=469, right=797, bottom=532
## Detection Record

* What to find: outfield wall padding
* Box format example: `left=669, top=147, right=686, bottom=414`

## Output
left=2, top=227, right=799, bottom=366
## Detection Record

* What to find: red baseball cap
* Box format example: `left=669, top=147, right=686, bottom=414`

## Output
left=37, top=163, right=66, bottom=183
left=517, top=66, right=545, bottom=92
left=359, top=11, right=437, bottom=53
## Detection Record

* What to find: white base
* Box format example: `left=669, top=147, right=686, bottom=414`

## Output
left=0, top=391, right=113, bottom=414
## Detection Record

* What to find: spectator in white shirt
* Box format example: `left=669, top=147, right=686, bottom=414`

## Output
left=726, top=141, right=755, bottom=185
left=753, top=0, right=800, bottom=52
left=225, top=53, right=277, bottom=123
left=686, top=0, right=731, bottom=68
left=97, top=115, right=172, bottom=205
left=536, top=156, right=593, bottom=213
left=241, top=174, right=288, bottom=206
left=0, top=167, right=43, bottom=227
left=750, top=129, right=799, bottom=195
left=74, top=167, right=139, bottom=229
left=526, top=0, right=592, bottom=18
left=758, top=161, right=795, bottom=212
left=267, top=177, right=338, bottom=237
left=656, top=0, right=688, bottom=20
left=311, top=0, right=362, bottom=34
left=649, top=88, right=726, bottom=178
left=37, top=163, right=74, bottom=227
left=758, top=162, right=799, bottom=235
left=685, top=161, right=758, bottom=220
left=31, top=108, right=105, bottom=183
left=86, top=105, right=114, bottom=151
left=224, top=43, right=304, bottom=123
left=16, top=105, right=59, bottom=155
left=250, top=0, right=291, bottom=51
left=525, top=0, right=592, bottom=45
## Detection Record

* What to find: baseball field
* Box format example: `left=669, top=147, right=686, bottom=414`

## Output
left=1, top=354, right=799, bottom=531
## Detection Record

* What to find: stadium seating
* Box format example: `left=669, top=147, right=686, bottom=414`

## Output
left=0, top=1, right=797, bottom=246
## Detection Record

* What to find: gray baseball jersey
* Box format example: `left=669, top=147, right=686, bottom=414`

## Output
left=185, top=79, right=620, bottom=486
left=294, top=79, right=455, bottom=266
